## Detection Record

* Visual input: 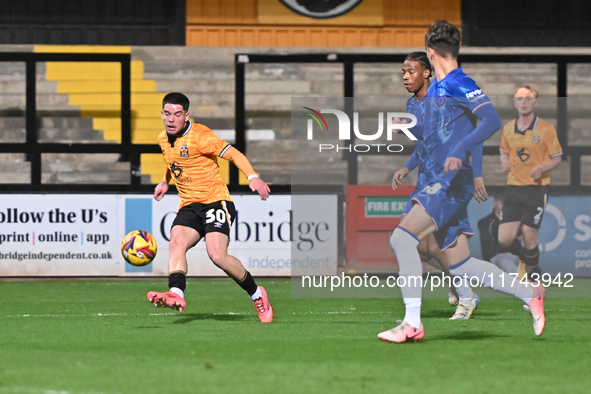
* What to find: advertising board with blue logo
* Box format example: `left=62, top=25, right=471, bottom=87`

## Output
left=468, top=195, right=591, bottom=277
left=0, top=194, right=338, bottom=277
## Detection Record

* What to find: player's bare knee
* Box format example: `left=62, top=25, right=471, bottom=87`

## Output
left=207, top=249, right=228, bottom=267
left=169, top=238, right=193, bottom=258
left=207, top=250, right=221, bottom=264
left=168, top=238, right=184, bottom=254
left=497, top=233, right=514, bottom=248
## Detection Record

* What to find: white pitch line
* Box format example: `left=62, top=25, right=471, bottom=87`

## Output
left=0, top=312, right=182, bottom=318
left=214, top=312, right=248, bottom=315
left=0, top=310, right=393, bottom=319
left=0, top=313, right=129, bottom=318
left=0, top=387, right=117, bottom=394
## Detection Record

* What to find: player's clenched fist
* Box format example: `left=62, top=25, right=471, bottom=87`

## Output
left=444, top=157, right=463, bottom=173
left=529, top=167, right=544, bottom=180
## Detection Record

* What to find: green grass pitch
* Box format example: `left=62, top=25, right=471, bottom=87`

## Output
left=0, top=279, right=589, bottom=394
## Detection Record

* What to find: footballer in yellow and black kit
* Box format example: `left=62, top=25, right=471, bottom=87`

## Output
left=158, top=120, right=257, bottom=238
left=499, top=115, right=562, bottom=229
left=149, top=92, right=273, bottom=322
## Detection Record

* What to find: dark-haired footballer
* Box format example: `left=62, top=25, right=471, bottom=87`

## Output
left=147, top=92, right=273, bottom=323
left=392, top=51, right=486, bottom=321
left=378, top=21, right=545, bottom=343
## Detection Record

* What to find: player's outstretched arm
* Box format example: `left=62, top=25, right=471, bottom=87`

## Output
left=404, top=146, right=420, bottom=172
left=393, top=146, right=420, bottom=189
left=392, top=167, right=409, bottom=190
left=223, top=146, right=270, bottom=201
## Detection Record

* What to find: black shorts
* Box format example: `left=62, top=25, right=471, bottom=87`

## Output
left=500, top=186, right=548, bottom=229
left=172, top=201, right=236, bottom=238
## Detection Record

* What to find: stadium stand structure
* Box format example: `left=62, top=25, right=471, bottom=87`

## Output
left=37, top=46, right=170, bottom=185
left=17, top=46, right=261, bottom=185
left=1, top=46, right=591, bottom=187
left=0, top=48, right=133, bottom=184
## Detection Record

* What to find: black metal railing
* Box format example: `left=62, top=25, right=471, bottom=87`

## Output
left=0, top=52, right=160, bottom=192
left=235, top=52, right=591, bottom=194
left=0, top=52, right=285, bottom=194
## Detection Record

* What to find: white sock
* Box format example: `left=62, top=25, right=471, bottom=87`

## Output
left=454, top=281, right=474, bottom=301
left=250, top=287, right=262, bottom=301
left=403, top=302, right=422, bottom=329
left=390, top=227, right=423, bottom=328
left=449, top=257, right=533, bottom=303
left=170, top=287, right=184, bottom=298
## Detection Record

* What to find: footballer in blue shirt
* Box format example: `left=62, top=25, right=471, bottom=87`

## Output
left=378, top=20, right=546, bottom=344
left=393, top=51, right=486, bottom=319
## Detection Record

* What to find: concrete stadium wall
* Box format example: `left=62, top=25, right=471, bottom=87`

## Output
left=1, top=45, right=591, bottom=188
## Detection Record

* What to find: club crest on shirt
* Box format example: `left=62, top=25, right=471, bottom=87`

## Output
left=180, top=144, right=189, bottom=157
left=532, top=134, right=540, bottom=145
